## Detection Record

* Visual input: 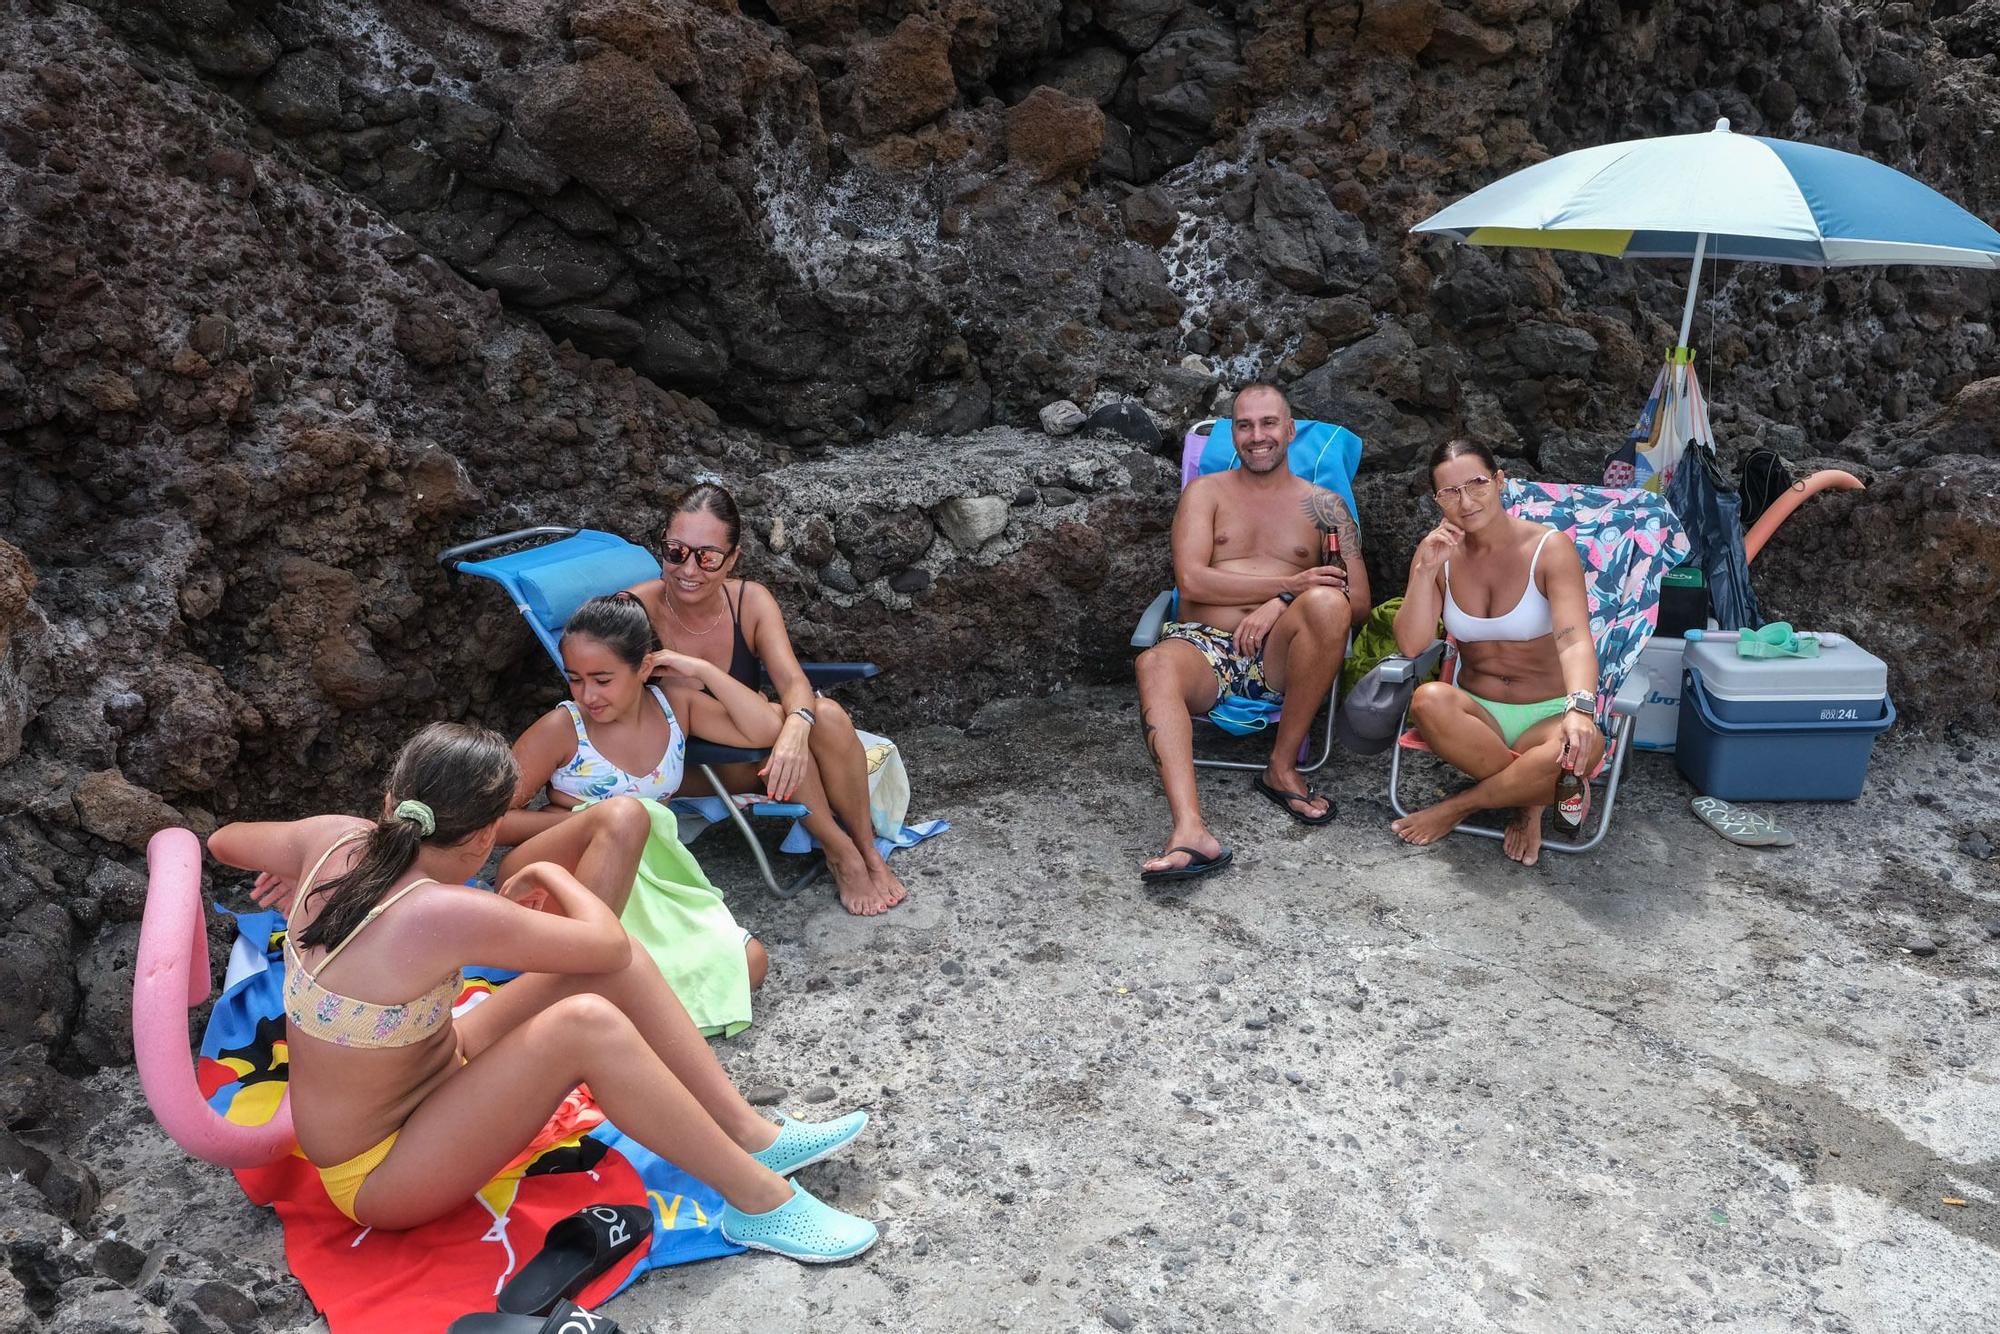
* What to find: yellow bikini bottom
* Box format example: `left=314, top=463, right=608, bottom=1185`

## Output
left=316, top=1131, right=398, bottom=1224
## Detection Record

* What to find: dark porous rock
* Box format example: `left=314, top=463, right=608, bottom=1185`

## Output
left=801, top=1084, right=837, bottom=1103
left=1095, top=0, right=1182, bottom=52
left=850, top=17, right=956, bottom=137
left=819, top=565, right=862, bottom=594
left=788, top=514, right=838, bottom=568
left=1358, top=0, right=1441, bottom=59
left=1120, top=185, right=1179, bottom=247
left=0, top=1264, right=31, bottom=1334
left=1082, top=401, right=1163, bottom=449
left=1100, top=249, right=1184, bottom=332
left=1251, top=166, right=1369, bottom=295
left=1305, top=296, right=1374, bottom=348
left=47, top=1279, right=177, bottom=1334
left=1037, top=45, right=1130, bottom=108
left=120, top=660, right=245, bottom=799
left=515, top=54, right=699, bottom=214
left=181, top=22, right=281, bottom=79
left=1005, top=87, right=1105, bottom=183
left=72, top=770, right=178, bottom=849
left=0, top=900, right=79, bottom=1050
left=70, top=922, right=141, bottom=1068
left=254, top=48, right=342, bottom=135
left=889, top=567, right=934, bottom=595
left=1509, top=321, right=1600, bottom=378
left=92, top=1237, right=148, bottom=1288
left=175, top=1278, right=260, bottom=1330
left=23, top=1139, right=98, bottom=1231
left=745, top=1085, right=786, bottom=1106
left=0, top=1175, right=89, bottom=1308
left=838, top=505, right=935, bottom=583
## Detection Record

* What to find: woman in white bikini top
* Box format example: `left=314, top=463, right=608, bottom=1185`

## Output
left=1388, top=439, right=1603, bottom=867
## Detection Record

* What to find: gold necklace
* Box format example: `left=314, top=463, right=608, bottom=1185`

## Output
left=662, top=586, right=723, bottom=636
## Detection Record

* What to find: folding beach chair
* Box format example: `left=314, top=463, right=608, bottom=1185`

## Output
left=1380, top=482, right=1691, bottom=853
left=1129, top=417, right=1365, bottom=772
left=439, top=526, right=879, bottom=897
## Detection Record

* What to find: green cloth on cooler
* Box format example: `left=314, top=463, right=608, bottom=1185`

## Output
left=618, top=797, right=753, bottom=1038
left=1735, top=622, right=1820, bottom=659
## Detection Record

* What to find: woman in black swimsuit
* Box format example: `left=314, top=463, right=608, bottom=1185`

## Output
left=626, top=484, right=910, bottom=917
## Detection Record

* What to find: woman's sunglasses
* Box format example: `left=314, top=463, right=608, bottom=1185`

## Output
left=661, top=539, right=733, bottom=572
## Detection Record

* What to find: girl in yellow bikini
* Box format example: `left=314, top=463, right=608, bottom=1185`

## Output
left=207, top=723, right=877, bottom=1261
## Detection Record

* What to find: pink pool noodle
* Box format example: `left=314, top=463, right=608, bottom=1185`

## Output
left=135, top=828, right=295, bottom=1167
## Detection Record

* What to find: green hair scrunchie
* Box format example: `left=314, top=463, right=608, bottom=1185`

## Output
left=392, top=799, right=436, bottom=837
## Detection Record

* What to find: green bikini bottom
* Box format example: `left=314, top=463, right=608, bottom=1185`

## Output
left=1465, top=691, right=1569, bottom=747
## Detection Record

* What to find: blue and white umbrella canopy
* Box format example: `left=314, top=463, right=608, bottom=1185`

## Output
left=1413, top=118, right=2000, bottom=349
left=1414, top=118, right=2000, bottom=269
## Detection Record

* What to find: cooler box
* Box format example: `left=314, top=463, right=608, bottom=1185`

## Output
left=1674, top=636, right=1894, bottom=800
left=1631, top=638, right=1687, bottom=751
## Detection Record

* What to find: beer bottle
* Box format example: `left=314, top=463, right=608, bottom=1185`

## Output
left=1552, top=758, right=1587, bottom=840
left=1324, top=527, right=1346, bottom=575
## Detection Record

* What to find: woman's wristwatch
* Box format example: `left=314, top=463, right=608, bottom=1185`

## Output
left=1564, top=690, right=1595, bottom=716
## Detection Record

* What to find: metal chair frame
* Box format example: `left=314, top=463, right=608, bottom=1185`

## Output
left=1381, top=642, right=1647, bottom=854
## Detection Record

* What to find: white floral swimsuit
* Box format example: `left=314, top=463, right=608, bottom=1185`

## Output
left=550, top=685, right=687, bottom=803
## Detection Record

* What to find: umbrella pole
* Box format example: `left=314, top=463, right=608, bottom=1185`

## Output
left=1675, top=232, right=1709, bottom=353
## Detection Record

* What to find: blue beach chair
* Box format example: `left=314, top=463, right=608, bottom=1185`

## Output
left=439, top=526, right=879, bottom=897
left=1130, top=417, right=1365, bottom=772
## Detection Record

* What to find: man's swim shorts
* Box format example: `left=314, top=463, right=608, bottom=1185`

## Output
left=1160, top=621, right=1282, bottom=704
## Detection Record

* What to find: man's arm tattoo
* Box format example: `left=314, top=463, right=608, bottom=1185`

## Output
left=1301, top=488, right=1363, bottom=560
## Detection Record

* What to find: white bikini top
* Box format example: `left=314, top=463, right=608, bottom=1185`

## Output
left=550, top=685, right=686, bottom=803
left=1443, top=529, right=1556, bottom=643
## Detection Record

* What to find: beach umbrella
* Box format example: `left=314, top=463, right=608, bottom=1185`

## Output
left=1413, top=117, right=2000, bottom=353
left=1411, top=117, right=2000, bottom=627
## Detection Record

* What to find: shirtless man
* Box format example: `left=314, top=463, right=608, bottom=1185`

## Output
left=1135, top=384, right=1370, bottom=884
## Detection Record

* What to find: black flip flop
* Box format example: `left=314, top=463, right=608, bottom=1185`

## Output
left=495, top=1205, right=652, bottom=1318
left=448, top=1300, right=621, bottom=1333
left=1140, top=844, right=1233, bottom=884
left=1252, top=774, right=1337, bottom=826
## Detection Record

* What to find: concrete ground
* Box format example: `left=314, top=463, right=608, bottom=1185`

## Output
left=89, top=687, right=2000, bottom=1332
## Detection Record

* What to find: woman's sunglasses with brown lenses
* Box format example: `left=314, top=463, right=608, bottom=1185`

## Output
left=661, top=539, right=734, bottom=572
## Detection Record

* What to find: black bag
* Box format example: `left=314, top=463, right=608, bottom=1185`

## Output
left=1736, top=447, right=1798, bottom=530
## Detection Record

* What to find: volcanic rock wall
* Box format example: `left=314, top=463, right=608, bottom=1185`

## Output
left=4, top=0, right=2000, bottom=1325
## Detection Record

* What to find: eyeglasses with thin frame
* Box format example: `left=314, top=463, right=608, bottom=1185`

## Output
left=661, top=539, right=733, bottom=572
left=1433, top=475, right=1496, bottom=507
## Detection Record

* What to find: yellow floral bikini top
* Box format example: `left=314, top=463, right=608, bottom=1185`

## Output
left=282, top=831, right=461, bottom=1050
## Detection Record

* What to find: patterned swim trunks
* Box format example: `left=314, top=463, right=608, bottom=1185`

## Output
left=1160, top=621, right=1281, bottom=704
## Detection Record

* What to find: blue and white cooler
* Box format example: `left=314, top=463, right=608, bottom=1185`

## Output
left=1674, top=634, right=1895, bottom=801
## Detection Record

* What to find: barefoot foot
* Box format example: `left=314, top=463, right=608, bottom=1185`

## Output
left=1390, top=802, right=1462, bottom=847
left=831, top=859, right=897, bottom=916
left=864, top=858, right=909, bottom=911
left=1504, top=807, right=1544, bottom=866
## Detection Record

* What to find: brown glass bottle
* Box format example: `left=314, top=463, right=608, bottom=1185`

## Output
left=1324, top=528, right=1345, bottom=574
left=1552, top=765, right=1587, bottom=840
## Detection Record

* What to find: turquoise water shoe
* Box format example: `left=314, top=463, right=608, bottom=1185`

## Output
left=751, top=1110, right=869, bottom=1176
left=721, top=1181, right=878, bottom=1262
